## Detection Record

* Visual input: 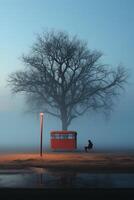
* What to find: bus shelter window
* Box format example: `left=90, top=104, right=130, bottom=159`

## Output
left=61, top=134, right=68, bottom=139
left=58, top=134, right=62, bottom=139
left=51, top=134, right=55, bottom=139
left=51, top=134, right=60, bottom=139
left=68, top=134, right=74, bottom=139
left=55, top=134, right=60, bottom=139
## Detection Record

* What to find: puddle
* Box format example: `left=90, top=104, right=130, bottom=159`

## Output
left=0, top=168, right=134, bottom=188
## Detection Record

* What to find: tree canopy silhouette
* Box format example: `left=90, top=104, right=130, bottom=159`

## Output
left=8, top=31, right=128, bottom=130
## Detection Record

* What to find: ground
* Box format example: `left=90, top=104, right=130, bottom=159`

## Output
left=0, top=152, right=134, bottom=172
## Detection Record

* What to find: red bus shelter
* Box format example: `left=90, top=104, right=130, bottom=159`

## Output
left=50, top=130, right=77, bottom=150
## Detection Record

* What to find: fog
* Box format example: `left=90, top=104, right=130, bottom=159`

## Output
left=0, top=83, right=134, bottom=153
left=0, top=0, right=134, bottom=152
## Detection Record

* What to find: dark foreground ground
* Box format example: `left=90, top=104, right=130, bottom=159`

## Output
left=0, top=152, right=134, bottom=172
left=0, top=152, right=134, bottom=199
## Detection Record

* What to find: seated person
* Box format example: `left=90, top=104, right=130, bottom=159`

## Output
left=85, top=139, right=93, bottom=152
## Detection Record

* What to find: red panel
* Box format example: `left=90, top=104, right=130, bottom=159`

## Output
left=51, top=130, right=77, bottom=135
left=51, top=139, right=76, bottom=150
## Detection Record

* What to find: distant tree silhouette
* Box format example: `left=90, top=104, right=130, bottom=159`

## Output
left=8, top=30, right=128, bottom=130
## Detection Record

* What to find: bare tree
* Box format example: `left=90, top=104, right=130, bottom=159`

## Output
left=8, top=31, right=128, bottom=130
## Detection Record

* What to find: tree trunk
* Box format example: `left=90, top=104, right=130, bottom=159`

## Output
left=61, top=117, right=68, bottom=130
left=61, top=108, right=68, bottom=130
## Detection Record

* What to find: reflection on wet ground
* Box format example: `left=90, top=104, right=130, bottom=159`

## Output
left=0, top=168, right=134, bottom=188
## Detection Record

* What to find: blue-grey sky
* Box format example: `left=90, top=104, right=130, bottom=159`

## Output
left=0, top=0, right=134, bottom=152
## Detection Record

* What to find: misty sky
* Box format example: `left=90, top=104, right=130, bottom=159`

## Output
left=0, top=0, right=134, bottom=152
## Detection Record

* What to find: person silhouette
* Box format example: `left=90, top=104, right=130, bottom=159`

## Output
left=85, top=139, right=93, bottom=152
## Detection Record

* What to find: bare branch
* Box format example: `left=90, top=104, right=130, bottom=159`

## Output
left=8, top=30, right=128, bottom=130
